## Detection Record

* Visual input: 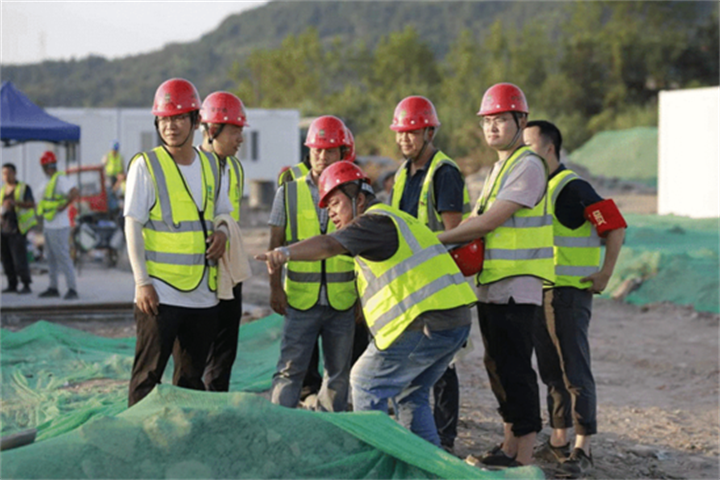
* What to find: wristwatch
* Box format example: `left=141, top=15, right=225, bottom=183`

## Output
left=274, top=246, right=291, bottom=261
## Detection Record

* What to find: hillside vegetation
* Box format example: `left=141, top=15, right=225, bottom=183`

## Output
left=2, top=1, right=717, bottom=164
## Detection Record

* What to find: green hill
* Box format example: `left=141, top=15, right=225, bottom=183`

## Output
left=0, top=1, right=563, bottom=107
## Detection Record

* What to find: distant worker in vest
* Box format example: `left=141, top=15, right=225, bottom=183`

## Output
left=124, top=78, right=232, bottom=406
left=389, top=95, right=472, bottom=453
left=102, top=140, right=125, bottom=187
left=524, top=120, right=626, bottom=477
left=277, top=157, right=310, bottom=186
left=438, top=83, right=553, bottom=467
left=198, top=91, right=249, bottom=392
left=1, top=163, right=36, bottom=294
left=267, top=115, right=358, bottom=412
left=37, top=151, right=80, bottom=300
left=256, top=161, right=477, bottom=446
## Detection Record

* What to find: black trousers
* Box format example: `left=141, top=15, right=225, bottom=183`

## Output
left=1, top=232, right=31, bottom=288
left=433, top=364, right=459, bottom=447
left=534, top=287, right=597, bottom=435
left=128, top=303, right=219, bottom=406
left=478, top=300, right=542, bottom=436
left=204, top=283, right=243, bottom=392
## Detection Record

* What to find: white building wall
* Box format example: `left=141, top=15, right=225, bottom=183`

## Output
left=1, top=108, right=300, bottom=200
left=658, top=87, right=720, bottom=218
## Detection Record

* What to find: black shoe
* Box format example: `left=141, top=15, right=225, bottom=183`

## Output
left=479, top=444, right=519, bottom=467
left=559, top=448, right=593, bottom=478
left=63, top=289, right=79, bottom=300
left=18, top=285, right=32, bottom=294
left=39, top=288, right=60, bottom=298
left=534, top=439, right=571, bottom=463
left=2, top=286, right=18, bottom=294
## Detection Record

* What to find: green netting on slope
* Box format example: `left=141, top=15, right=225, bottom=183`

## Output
left=1, top=385, right=543, bottom=479
left=1, top=314, right=285, bottom=440
left=603, top=214, right=719, bottom=313
left=569, top=127, right=658, bottom=186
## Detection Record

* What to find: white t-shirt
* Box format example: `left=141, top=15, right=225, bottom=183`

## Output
left=124, top=151, right=232, bottom=308
left=41, top=174, right=76, bottom=230
left=476, top=154, right=548, bottom=306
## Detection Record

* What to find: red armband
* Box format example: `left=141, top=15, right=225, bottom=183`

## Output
left=584, top=199, right=627, bottom=237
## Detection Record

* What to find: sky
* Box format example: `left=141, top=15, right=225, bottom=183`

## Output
left=1, top=1, right=267, bottom=65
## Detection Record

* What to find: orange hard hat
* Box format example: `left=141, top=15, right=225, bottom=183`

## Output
left=152, top=78, right=201, bottom=117
left=449, top=238, right=485, bottom=276
left=390, top=96, right=441, bottom=132
left=318, top=161, right=370, bottom=208
left=40, top=150, right=57, bottom=165
left=305, top=115, right=350, bottom=151
left=477, top=83, right=528, bottom=116
left=200, top=91, right=249, bottom=127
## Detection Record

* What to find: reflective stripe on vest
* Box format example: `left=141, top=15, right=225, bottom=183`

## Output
left=1, top=183, right=37, bottom=234
left=356, top=204, right=477, bottom=350
left=474, top=146, right=554, bottom=285
left=227, top=156, right=244, bottom=223
left=142, top=146, right=219, bottom=292
left=548, top=169, right=602, bottom=289
left=283, top=176, right=357, bottom=311
left=278, top=162, right=310, bottom=186
left=37, top=172, right=67, bottom=222
left=391, top=151, right=471, bottom=232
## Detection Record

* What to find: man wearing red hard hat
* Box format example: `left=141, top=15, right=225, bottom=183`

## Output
left=198, top=91, right=250, bottom=392
left=388, top=95, right=472, bottom=453
left=36, top=150, right=79, bottom=300
left=123, top=78, right=232, bottom=406
left=257, top=161, right=477, bottom=447
left=266, top=116, right=358, bottom=413
left=439, top=83, right=553, bottom=467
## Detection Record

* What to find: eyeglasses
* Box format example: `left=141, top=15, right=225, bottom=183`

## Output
left=157, top=113, right=191, bottom=125
left=481, top=116, right=512, bottom=128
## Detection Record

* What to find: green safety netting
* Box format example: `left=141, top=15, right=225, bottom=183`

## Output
left=603, top=214, right=719, bottom=313
left=1, top=317, right=542, bottom=479
left=569, top=127, right=658, bottom=187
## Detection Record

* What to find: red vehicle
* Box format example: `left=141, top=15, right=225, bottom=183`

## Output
left=66, top=164, right=110, bottom=225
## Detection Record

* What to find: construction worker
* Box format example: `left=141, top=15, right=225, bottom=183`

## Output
left=37, top=151, right=80, bottom=300
left=267, top=115, right=358, bottom=412
left=1, top=162, right=36, bottom=294
left=438, top=83, right=553, bottom=467
left=389, top=95, right=471, bottom=453
left=102, top=140, right=125, bottom=186
left=256, top=161, right=477, bottom=446
left=524, top=120, right=626, bottom=477
left=198, top=91, right=248, bottom=392
left=124, top=78, right=232, bottom=406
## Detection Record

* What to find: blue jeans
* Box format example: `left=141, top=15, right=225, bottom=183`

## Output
left=271, top=304, right=355, bottom=412
left=350, top=325, right=471, bottom=446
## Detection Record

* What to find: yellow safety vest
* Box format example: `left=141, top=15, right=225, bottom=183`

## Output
left=474, top=146, right=554, bottom=286
left=278, top=162, right=310, bottom=186
left=391, top=151, right=471, bottom=232
left=0, top=182, right=37, bottom=234
left=226, top=156, right=244, bottom=223
left=547, top=169, right=602, bottom=289
left=140, top=146, right=220, bottom=292
left=37, top=172, right=67, bottom=222
left=283, top=176, right=357, bottom=311
left=105, top=151, right=125, bottom=177
left=356, top=204, right=477, bottom=350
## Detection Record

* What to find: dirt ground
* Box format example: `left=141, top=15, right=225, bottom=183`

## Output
left=22, top=190, right=719, bottom=480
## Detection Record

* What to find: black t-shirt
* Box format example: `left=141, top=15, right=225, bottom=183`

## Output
left=551, top=165, right=604, bottom=230
left=396, top=152, right=466, bottom=217
left=330, top=204, right=399, bottom=262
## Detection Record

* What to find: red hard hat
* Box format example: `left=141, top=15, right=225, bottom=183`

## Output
left=200, top=91, right=249, bottom=127
left=344, top=127, right=356, bottom=162
left=305, top=115, right=349, bottom=150
left=40, top=150, right=57, bottom=165
left=390, top=96, right=441, bottom=132
left=152, top=78, right=201, bottom=117
left=449, top=238, right=485, bottom=276
left=477, top=83, right=528, bottom=116
left=318, top=161, right=369, bottom=208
